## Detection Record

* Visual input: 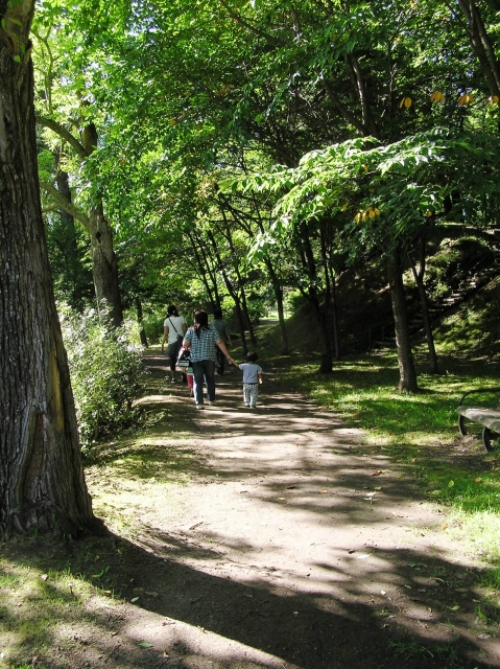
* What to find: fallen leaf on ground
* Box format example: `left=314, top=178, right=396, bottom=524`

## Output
left=136, top=641, right=154, bottom=648
left=371, top=470, right=383, bottom=476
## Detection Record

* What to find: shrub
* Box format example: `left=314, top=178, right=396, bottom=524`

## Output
left=59, top=306, right=146, bottom=450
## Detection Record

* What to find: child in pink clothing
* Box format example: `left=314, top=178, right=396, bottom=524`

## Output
left=238, top=352, right=264, bottom=408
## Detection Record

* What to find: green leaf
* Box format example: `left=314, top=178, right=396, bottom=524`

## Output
left=136, top=641, right=154, bottom=648
left=13, top=54, right=21, bottom=63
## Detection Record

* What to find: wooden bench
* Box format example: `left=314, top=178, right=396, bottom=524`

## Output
left=457, top=387, right=500, bottom=451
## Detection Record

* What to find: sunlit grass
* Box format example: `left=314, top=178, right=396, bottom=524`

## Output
left=281, top=349, right=500, bottom=576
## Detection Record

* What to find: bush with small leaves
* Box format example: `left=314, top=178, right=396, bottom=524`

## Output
left=59, top=306, right=146, bottom=451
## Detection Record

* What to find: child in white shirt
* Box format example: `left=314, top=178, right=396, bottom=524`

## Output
left=239, top=352, right=264, bottom=408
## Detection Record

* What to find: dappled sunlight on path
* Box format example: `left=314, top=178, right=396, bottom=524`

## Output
left=82, top=352, right=500, bottom=668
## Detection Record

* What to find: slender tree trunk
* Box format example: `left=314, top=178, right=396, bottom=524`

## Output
left=298, top=224, right=333, bottom=373
left=409, top=239, right=439, bottom=374
left=219, top=211, right=258, bottom=346
left=0, top=6, right=95, bottom=536
left=265, top=263, right=289, bottom=355
left=89, top=203, right=123, bottom=328
left=386, top=247, right=418, bottom=392
left=275, top=285, right=289, bottom=355
left=306, top=290, right=333, bottom=373
left=187, top=230, right=221, bottom=308
left=237, top=281, right=257, bottom=347
left=329, top=268, right=340, bottom=360
left=54, top=160, right=83, bottom=307
left=320, top=224, right=341, bottom=360
left=207, top=230, right=248, bottom=354
left=135, top=297, right=148, bottom=347
left=456, top=0, right=500, bottom=97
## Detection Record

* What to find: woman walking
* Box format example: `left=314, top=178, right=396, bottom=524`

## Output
left=183, top=310, right=237, bottom=409
left=161, top=305, right=187, bottom=383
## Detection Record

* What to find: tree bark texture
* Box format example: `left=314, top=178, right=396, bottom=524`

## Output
left=0, top=4, right=94, bottom=535
left=89, top=202, right=123, bottom=328
left=386, top=247, right=418, bottom=392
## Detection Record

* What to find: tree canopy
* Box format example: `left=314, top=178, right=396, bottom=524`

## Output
left=33, top=0, right=500, bottom=386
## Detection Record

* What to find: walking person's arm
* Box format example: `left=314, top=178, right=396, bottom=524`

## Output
left=216, top=338, right=237, bottom=366
left=161, top=324, right=170, bottom=352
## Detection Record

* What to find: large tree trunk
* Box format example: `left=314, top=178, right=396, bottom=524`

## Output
left=386, top=247, right=419, bottom=392
left=0, top=5, right=95, bottom=536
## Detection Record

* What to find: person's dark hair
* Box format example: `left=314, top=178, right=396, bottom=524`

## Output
left=213, top=308, right=223, bottom=320
left=167, top=305, right=179, bottom=317
left=193, top=310, right=209, bottom=338
left=247, top=351, right=258, bottom=362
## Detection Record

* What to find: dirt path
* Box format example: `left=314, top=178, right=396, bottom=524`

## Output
left=81, top=353, right=499, bottom=669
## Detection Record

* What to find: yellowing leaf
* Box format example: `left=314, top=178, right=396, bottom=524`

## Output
left=474, top=477, right=483, bottom=483
left=169, top=119, right=177, bottom=126
left=400, top=96, right=412, bottom=109
left=430, top=91, right=445, bottom=103
left=342, top=202, right=349, bottom=211
left=448, top=480, right=455, bottom=487
left=374, top=208, right=381, bottom=216
left=488, top=95, right=499, bottom=105
left=458, top=94, right=474, bottom=105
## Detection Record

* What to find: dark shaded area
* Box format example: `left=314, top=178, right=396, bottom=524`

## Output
left=1, top=353, right=498, bottom=669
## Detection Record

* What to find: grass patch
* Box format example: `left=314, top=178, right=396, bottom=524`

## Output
left=278, top=349, right=500, bottom=572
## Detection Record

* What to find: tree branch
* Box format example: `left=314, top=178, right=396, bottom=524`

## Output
left=40, top=180, right=91, bottom=231
left=36, top=115, right=89, bottom=159
left=322, top=79, right=369, bottom=136
left=218, top=0, right=280, bottom=45
left=455, top=0, right=500, bottom=96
